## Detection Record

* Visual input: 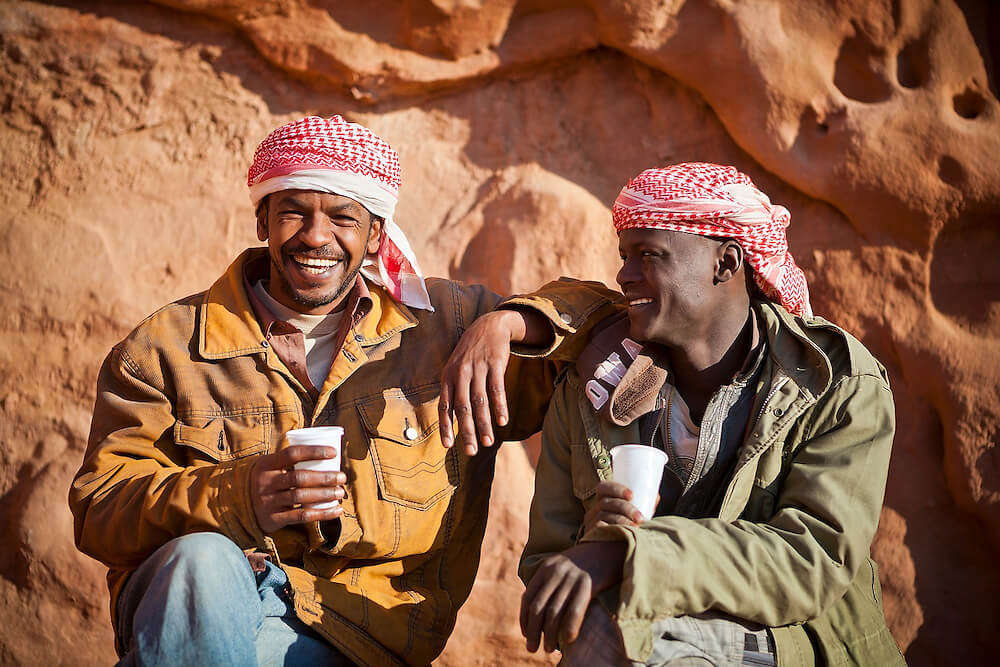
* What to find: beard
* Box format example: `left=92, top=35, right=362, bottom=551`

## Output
left=270, top=250, right=365, bottom=310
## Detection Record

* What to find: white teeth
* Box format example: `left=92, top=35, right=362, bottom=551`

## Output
left=302, top=265, right=328, bottom=275
left=292, top=255, right=340, bottom=272
left=629, top=298, right=653, bottom=306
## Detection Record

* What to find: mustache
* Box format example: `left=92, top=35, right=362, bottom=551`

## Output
left=281, top=245, right=345, bottom=261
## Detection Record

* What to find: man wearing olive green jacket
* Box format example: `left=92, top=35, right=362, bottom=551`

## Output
left=515, top=165, right=904, bottom=666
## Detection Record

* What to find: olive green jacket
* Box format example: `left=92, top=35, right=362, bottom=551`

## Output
left=519, top=299, right=905, bottom=667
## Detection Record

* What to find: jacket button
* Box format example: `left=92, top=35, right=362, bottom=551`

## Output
left=354, top=334, right=364, bottom=342
left=597, top=454, right=609, bottom=467
left=773, top=407, right=784, bottom=417
left=404, top=427, right=418, bottom=440
left=261, top=340, right=269, bottom=348
left=559, top=313, right=572, bottom=324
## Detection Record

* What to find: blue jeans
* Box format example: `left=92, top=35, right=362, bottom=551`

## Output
left=116, top=532, right=351, bottom=666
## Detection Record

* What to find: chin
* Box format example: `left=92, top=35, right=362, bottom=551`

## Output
left=289, top=287, right=343, bottom=309
left=627, top=319, right=652, bottom=344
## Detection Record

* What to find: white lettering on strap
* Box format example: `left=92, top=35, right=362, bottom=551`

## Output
left=585, top=380, right=609, bottom=410
left=595, top=352, right=627, bottom=386
left=621, top=337, right=642, bottom=361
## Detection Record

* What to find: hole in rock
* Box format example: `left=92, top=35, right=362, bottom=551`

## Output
left=937, top=155, right=965, bottom=187
left=896, top=36, right=930, bottom=89
left=929, top=212, right=1000, bottom=332
left=976, top=441, right=1000, bottom=487
left=952, top=88, right=986, bottom=119
left=834, top=32, right=893, bottom=103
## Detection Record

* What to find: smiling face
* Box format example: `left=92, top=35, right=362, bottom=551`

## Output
left=256, top=189, right=382, bottom=315
left=617, top=228, right=739, bottom=347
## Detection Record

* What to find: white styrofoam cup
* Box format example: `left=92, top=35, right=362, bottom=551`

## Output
left=287, top=426, right=344, bottom=509
left=610, top=444, right=668, bottom=520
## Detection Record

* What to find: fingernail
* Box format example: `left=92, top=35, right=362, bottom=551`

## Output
left=498, top=414, right=508, bottom=426
left=482, top=436, right=492, bottom=447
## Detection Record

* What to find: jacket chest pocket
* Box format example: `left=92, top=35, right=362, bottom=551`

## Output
left=357, top=388, right=458, bottom=511
left=174, top=412, right=270, bottom=462
left=569, top=443, right=602, bottom=501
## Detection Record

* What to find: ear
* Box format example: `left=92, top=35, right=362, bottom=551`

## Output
left=255, top=197, right=269, bottom=242
left=715, top=240, right=744, bottom=284
left=366, top=215, right=384, bottom=254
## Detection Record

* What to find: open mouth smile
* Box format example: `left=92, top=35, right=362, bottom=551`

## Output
left=628, top=297, right=654, bottom=307
left=289, top=254, right=342, bottom=277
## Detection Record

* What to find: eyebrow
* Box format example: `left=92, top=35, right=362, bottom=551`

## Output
left=326, top=201, right=366, bottom=217
left=276, top=197, right=366, bottom=217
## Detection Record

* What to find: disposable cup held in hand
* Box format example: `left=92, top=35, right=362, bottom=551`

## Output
left=610, top=444, right=668, bottom=521
left=287, top=427, right=344, bottom=509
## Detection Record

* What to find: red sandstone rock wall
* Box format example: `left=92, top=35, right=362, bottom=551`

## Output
left=1, top=1, right=997, bottom=664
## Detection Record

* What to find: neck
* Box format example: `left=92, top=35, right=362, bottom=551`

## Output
left=266, top=272, right=357, bottom=317
left=665, top=301, right=755, bottom=422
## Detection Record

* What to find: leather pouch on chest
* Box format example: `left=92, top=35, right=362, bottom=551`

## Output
left=577, top=315, right=669, bottom=426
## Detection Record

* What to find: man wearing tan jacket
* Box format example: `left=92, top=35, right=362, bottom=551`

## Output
left=70, top=116, right=613, bottom=666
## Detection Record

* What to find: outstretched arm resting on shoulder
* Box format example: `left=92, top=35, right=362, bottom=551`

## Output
left=439, top=278, right=623, bottom=454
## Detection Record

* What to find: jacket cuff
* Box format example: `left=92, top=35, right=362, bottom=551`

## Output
left=500, top=278, right=621, bottom=359
left=208, top=457, right=267, bottom=550
left=580, top=523, right=681, bottom=663
left=501, top=304, right=567, bottom=358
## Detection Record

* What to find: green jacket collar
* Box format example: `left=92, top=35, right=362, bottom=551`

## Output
left=755, top=300, right=835, bottom=401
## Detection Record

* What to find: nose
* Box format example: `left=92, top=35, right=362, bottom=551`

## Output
left=297, top=212, right=336, bottom=249
left=616, top=257, right=641, bottom=289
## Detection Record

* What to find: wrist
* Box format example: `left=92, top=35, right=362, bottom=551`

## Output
left=497, top=307, right=553, bottom=346
left=491, top=309, right=527, bottom=343
left=566, top=541, right=625, bottom=594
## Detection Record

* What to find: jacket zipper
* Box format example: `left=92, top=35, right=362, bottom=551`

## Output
left=750, top=374, right=790, bottom=436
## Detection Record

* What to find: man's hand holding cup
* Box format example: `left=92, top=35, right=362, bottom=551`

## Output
left=251, top=427, right=346, bottom=534
left=582, top=481, right=645, bottom=533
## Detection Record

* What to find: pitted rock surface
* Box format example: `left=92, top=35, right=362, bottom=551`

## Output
left=1, top=1, right=997, bottom=664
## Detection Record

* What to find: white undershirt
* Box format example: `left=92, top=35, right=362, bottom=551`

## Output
left=253, top=280, right=344, bottom=389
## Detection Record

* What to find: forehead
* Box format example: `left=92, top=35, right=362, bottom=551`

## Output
left=618, top=227, right=722, bottom=256
left=618, top=227, right=688, bottom=247
left=270, top=189, right=369, bottom=215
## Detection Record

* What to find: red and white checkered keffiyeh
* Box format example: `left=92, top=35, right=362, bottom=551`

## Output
left=612, top=163, right=812, bottom=317
left=248, top=115, right=433, bottom=311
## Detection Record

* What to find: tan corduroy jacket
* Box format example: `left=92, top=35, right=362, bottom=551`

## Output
left=70, top=248, right=617, bottom=666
